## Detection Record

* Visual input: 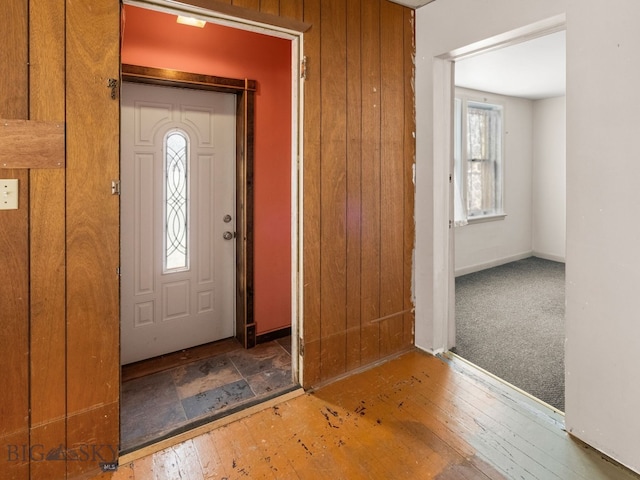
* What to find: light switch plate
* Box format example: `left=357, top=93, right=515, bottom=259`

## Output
left=0, top=179, right=19, bottom=210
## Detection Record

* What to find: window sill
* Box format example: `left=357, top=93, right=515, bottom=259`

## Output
left=467, top=213, right=507, bottom=225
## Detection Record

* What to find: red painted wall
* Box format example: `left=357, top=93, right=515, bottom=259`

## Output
left=122, top=5, right=292, bottom=335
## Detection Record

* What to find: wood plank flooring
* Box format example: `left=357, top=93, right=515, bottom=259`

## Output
left=105, top=350, right=640, bottom=480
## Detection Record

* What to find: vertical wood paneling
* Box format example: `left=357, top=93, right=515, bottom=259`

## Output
left=66, top=0, right=120, bottom=476
left=306, top=0, right=414, bottom=385
left=301, top=0, right=322, bottom=386
left=345, top=0, right=363, bottom=371
left=0, top=168, right=29, bottom=480
left=232, top=0, right=260, bottom=11
left=66, top=0, right=120, bottom=413
left=379, top=1, right=406, bottom=355
left=260, top=0, right=279, bottom=15
left=319, top=0, right=348, bottom=380
left=1, top=0, right=28, bottom=116
left=0, top=1, right=29, bottom=478
left=29, top=0, right=65, bottom=122
left=359, top=0, right=382, bottom=366
left=279, top=0, right=303, bottom=21
left=28, top=118, right=67, bottom=480
left=29, top=2, right=67, bottom=479
left=231, top=0, right=415, bottom=392
left=67, top=404, right=120, bottom=479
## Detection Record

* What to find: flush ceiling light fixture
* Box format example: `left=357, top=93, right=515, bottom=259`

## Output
left=176, top=15, right=206, bottom=28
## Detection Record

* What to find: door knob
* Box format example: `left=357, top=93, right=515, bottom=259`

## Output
left=223, top=231, right=235, bottom=240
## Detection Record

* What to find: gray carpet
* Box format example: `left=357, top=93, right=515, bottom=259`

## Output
left=453, top=256, right=565, bottom=411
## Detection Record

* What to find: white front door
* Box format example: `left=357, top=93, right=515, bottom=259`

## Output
left=120, top=82, right=236, bottom=365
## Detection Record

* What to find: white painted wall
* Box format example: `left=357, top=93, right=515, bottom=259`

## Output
left=533, top=96, right=566, bottom=261
left=564, top=0, right=640, bottom=471
left=414, top=0, right=567, bottom=353
left=454, top=88, right=534, bottom=275
left=416, top=0, right=640, bottom=472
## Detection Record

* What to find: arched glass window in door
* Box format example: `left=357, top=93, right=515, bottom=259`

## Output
left=164, top=130, right=189, bottom=272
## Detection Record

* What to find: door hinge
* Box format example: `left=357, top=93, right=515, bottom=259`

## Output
left=116, top=266, right=121, bottom=276
left=301, top=56, right=308, bottom=80
left=449, top=174, right=452, bottom=183
left=298, top=336, right=305, bottom=357
left=449, top=219, right=453, bottom=229
left=111, top=180, right=121, bottom=195
left=108, top=78, right=119, bottom=100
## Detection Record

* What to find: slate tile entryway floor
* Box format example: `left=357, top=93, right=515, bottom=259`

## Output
left=120, top=337, right=294, bottom=452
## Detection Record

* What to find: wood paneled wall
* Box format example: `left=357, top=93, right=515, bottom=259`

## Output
left=29, top=2, right=67, bottom=479
left=65, top=1, right=121, bottom=478
left=262, top=0, right=416, bottom=386
left=179, top=0, right=415, bottom=387
left=1, top=0, right=413, bottom=476
left=1, top=0, right=120, bottom=478
left=1, top=1, right=30, bottom=477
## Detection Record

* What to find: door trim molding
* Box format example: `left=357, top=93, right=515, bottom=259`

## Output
left=121, top=65, right=257, bottom=93
left=122, top=64, right=257, bottom=347
left=126, top=0, right=311, bottom=36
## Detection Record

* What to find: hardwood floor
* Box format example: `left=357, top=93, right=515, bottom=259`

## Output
left=105, top=350, right=639, bottom=480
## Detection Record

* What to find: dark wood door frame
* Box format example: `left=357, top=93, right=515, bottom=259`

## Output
left=121, top=64, right=257, bottom=348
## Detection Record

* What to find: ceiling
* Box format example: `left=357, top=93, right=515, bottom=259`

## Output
left=388, top=1, right=565, bottom=100
left=454, top=30, right=566, bottom=100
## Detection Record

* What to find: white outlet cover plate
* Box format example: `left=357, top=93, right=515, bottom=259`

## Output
left=1, top=179, right=19, bottom=210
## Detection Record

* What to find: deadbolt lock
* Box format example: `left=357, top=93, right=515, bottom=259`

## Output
left=223, top=214, right=232, bottom=223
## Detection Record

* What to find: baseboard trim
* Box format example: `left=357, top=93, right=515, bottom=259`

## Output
left=257, top=326, right=291, bottom=344
left=532, top=251, right=565, bottom=263
left=455, top=251, right=533, bottom=277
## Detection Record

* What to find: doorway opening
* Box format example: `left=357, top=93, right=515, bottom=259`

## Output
left=118, top=1, right=305, bottom=453
left=120, top=77, right=242, bottom=365
left=439, top=24, right=567, bottom=413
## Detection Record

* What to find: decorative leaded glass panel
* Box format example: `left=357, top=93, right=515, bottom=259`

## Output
left=165, top=131, right=189, bottom=271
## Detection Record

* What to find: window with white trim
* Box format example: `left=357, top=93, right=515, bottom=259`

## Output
left=454, top=96, right=504, bottom=225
